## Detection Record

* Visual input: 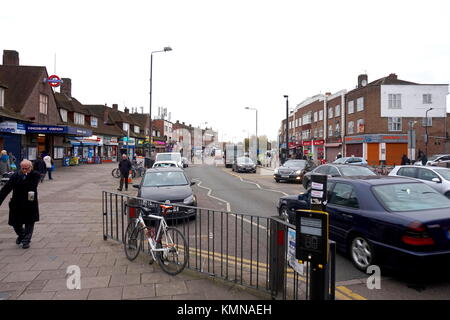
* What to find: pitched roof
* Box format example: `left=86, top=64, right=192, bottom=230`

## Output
left=347, top=74, right=418, bottom=95
left=55, top=92, right=92, bottom=115
left=0, top=65, right=46, bottom=113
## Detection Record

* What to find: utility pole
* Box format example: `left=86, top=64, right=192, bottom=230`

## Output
left=284, top=95, right=289, bottom=164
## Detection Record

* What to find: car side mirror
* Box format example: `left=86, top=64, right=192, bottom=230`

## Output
left=190, top=181, right=196, bottom=186
left=432, top=178, right=441, bottom=183
left=133, top=184, right=140, bottom=189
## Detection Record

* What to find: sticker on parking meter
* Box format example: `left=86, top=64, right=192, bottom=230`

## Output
left=312, top=182, right=323, bottom=190
left=311, top=190, right=324, bottom=198
left=288, top=228, right=305, bottom=275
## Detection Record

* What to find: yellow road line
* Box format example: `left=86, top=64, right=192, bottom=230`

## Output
left=334, top=290, right=353, bottom=300
left=336, top=286, right=367, bottom=300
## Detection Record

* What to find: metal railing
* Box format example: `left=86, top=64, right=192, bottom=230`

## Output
left=102, top=191, right=335, bottom=300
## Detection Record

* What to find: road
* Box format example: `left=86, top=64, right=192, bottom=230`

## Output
left=183, top=161, right=450, bottom=300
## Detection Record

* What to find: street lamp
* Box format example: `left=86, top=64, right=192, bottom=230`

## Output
left=148, top=46, right=172, bottom=162
left=283, top=95, right=289, bottom=164
left=425, top=107, right=433, bottom=156
left=245, top=107, right=258, bottom=163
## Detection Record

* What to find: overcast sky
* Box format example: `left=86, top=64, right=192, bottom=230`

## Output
left=2, top=0, right=450, bottom=143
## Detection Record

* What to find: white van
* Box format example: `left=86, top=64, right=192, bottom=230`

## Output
left=155, top=152, right=183, bottom=168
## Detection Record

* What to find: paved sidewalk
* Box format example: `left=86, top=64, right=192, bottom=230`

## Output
left=0, top=163, right=268, bottom=300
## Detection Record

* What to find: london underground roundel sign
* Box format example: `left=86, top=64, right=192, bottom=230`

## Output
left=47, top=75, right=63, bottom=87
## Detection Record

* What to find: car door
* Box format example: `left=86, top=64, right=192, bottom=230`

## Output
left=396, top=167, right=418, bottom=178
left=417, top=168, right=443, bottom=193
left=326, top=182, right=360, bottom=245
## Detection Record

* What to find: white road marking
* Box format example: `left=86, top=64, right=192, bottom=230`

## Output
left=227, top=170, right=289, bottom=197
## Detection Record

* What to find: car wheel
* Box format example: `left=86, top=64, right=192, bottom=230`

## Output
left=349, top=236, right=375, bottom=272
left=279, top=205, right=289, bottom=222
left=445, top=191, right=450, bottom=198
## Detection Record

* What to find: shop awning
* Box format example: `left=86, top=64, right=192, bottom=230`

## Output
left=26, top=124, right=92, bottom=137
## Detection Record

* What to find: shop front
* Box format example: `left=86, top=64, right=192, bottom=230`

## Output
left=0, top=121, right=26, bottom=163
left=325, top=139, right=342, bottom=163
left=313, top=139, right=325, bottom=162
left=102, top=136, right=119, bottom=162
left=135, top=138, right=146, bottom=157
left=70, top=135, right=103, bottom=164
left=152, top=138, right=167, bottom=153
left=119, top=137, right=135, bottom=160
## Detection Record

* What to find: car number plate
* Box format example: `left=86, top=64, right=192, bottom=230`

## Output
left=282, top=175, right=289, bottom=178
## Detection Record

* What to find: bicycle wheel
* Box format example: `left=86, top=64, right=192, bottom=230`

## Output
left=124, top=222, right=143, bottom=261
left=112, top=168, right=120, bottom=178
left=157, top=227, right=188, bottom=275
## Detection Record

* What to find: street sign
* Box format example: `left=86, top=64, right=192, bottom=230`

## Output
left=47, top=75, right=63, bottom=87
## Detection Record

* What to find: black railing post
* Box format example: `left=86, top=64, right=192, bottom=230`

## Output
left=269, top=216, right=286, bottom=299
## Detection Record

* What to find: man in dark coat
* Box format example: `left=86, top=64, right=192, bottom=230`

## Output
left=118, top=154, right=132, bottom=191
left=0, top=160, right=40, bottom=249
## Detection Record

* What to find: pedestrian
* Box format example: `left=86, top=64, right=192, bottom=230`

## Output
left=0, top=150, right=11, bottom=175
left=33, top=156, right=47, bottom=183
left=43, top=153, right=54, bottom=180
left=421, top=153, right=428, bottom=166
left=0, top=159, right=41, bottom=249
left=117, top=154, right=132, bottom=192
left=336, top=152, right=342, bottom=160
left=8, top=152, right=17, bottom=171
left=401, top=154, right=411, bottom=165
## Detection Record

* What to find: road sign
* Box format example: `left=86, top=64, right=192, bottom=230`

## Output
left=47, top=75, right=63, bottom=87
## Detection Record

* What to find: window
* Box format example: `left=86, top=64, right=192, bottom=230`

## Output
left=417, top=168, right=440, bottom=182
left=134, top=125, right=140, bottom=134
left=314, top=112, right=318, bottom=122
left=348, top=121, right=354, bottom=134
left=335, top=105, right=340, bottom=117
left=357, top=119, right=365, bottom=133
left=397, top=167, right=417, bottom=178
left=123, top=122, right=130, bottom=132
left=315, top=165, right=330, bottom=174
left=388, top=117, right=401, bottom=131
left=328, top=125, right=333, bottom=137
left=91, top=116, right=98, bottom=128
left=329, top=183, right=359, bottom=208
left=314, top=128, right=318, bottom=138
left=319, top=128, right=323, bottom=138
left=423, top=94, right=432, bottom=104
left=356, top=97, right=364, bottom=112
left=302, top=112, right=311, bottom=125
left=0, top=88, right=4, bottom=107
left=74, top=112, right=85, bottom=125
left=335, top=123, right=340, bottom=136
left=39, top=94, right=48, bottom=114
left=60, top=109, right=68, bottom=122
left=328, top=107, right=334, bottom=119
left=348, top=100, right=354, bottom=114
left=388, top=94, right=401, bottom=109
left=319, top=110, right=323, bottom=121
left=422, top=117, right=432, bottom=127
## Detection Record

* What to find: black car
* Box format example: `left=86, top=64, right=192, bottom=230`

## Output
left=302, top=164, right=376, bottom=189
left=232, top=156, right=256, bottom=173
left=278, top=176, right=450, bottom=273
left=274, top=159, right=314, bottom=183
left=133, top=167, right=197, bottom=220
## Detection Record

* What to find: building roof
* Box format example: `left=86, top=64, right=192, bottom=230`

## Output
left=55, top=92, right=92, bottom=115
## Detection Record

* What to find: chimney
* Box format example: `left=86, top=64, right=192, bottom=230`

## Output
left=325, top=92, right=331, bottom=96
left=112, top=104, right=118, bottom=111
left=103, top=106, right=110, bottom=124
left=388, top=73, right=397, bottom=80
left=357, top=74, right=368, bottom=88
left=2, top=50, right=19, bottom=66
left=124, top=107, right=129, bottom=114
left=61, top=78, right=72, bottom=97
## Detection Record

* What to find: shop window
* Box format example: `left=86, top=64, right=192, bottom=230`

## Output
left=39, top=94, right=48, bottom=114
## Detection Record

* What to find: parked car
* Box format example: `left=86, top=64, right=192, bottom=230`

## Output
left=133, top=167, right=197, bottom=220
left=302, top=164, right=376, bottom=189
left=389, top=165, right=450, bottom=198
left=232, top=156, right=256, bottom=173
left=155, top=152, right=183, bottom=168
left=152, top=161, right=179, bottom=168
left=274, top=159, right=314, bottom=183
left=278, top=176, right=450, bottom=272
left=333, top=157, right=368, bottom=166
left=414, top=154, right=450, bottom=167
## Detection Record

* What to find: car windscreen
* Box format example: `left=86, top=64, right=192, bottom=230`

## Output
left=143, top=171, right=188, bottom=187
left=339, top=166, right=376, bottom=176
left=284, top=160, right=307, bottom=168
left=156, top=154, right=181, bottom=162
left=434, top=168, right=450, bottom=181
left=237, top=157, right=254, bottom=164
left=154, top=163, right=176, bottom=168
left=372, top=183, right=450, bottom=212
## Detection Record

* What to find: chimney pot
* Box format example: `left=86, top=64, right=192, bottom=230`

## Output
left=112, top=104, right=118, bottom=111
left=124, top=107, right=129, bottom=114
left=2, top=50, right=19, bottom=66
left=388, top=73, right=397, bottom=79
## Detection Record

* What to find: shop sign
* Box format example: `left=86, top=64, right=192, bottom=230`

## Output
left=67, top=126, right=92, bottom=136
left=0, top=121, right=26, bottom=135
left=303, top=141, right=312, bottom=146
left=27, top=124, right=66, bottom=133
left=46, top=75, right=63, bottom=88
left=74, top=135, right=102, bottom=145
left=313, top=140, right=324, bottom=146
left=345, top=134, right=408, bottom=144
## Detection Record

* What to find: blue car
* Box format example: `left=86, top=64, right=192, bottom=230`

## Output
left=277, top=176, right=450, bottom=272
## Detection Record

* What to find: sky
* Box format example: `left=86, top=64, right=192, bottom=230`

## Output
left=2, top=0, right=450, bottom=143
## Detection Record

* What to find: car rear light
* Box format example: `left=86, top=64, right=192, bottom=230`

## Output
left=402, top=221, right=435, bottom=246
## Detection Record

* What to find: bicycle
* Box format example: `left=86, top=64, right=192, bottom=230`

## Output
left=112, top=168, right=137, bottom=179
left=124, top=203, right=188, bottom=275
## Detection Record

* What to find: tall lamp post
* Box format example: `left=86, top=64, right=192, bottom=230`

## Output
left=148, top=46, right=172, bottom=162
left=283, top=95, right=289, bottom=164
left=425, top=107, right=433, bottom=156
left=245, top=107, right=258, bottom=163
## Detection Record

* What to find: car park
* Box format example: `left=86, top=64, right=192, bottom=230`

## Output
left=414, top=154, right=450, bottom=167
left=302, top=164, right=376, bottom=189
left=133, top=167, right=197, bottom=220
left=277, top=176, right=450, bottom=272
left=274, top=159, right=314, bottom=183
left=232, top=156, right=256, bottom=173
left=389, top=165, right=450, bottom=198
left=333, top=157, right=368, bottom=166
left=152, top=161, right=179, bottom=168
left=155, top=152, right=183, bottom=168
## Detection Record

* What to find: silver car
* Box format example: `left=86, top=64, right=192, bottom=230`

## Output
left=414, top=154, right=450, bottom=167
left=389, top=165, right=450, bottom=198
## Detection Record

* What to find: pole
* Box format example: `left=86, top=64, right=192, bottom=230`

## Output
left=148, top=53, right=153, bottom=160
left=425, top=108, right=433, bottom=156
left=256, top=109, right=259, bottom=164
left=285, top=95, right=289, bottom=164
left=127, top=126, right=129, bottom=159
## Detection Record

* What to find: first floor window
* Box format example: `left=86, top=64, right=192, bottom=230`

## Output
left=319, top=128, right=323, bottom=138
left=348, top=101, right=354, bottom=114
left=422, top=117, right=432, bottom=127
left=39, top=94, right=48, bottom=114
left=74, top=112, right=85, bottom=125
left=319, top=110, right=323, bottom=121
left=357, top=119, right=365, bottom=133
left=60, top=109, right=68, bottom=122
left=134, top=125, right=140, bottom=134
left=388, top=117, right=402, bottom=131
left=0, top=88, right=4, bottom=107
left=356, top=97, right=364, bottom=112
left=388, top=94, right=401, bottom=109
left=348, top=121, right=354, bottom=134
left=328, top=107, right=334, bottom=119
left=328, top=125, right=333, bottom=137
left=91, top=117, right=98, bottom=128
left=335, top=105, right=341, bottom=117
left=335, top=123, right=340, bottom=136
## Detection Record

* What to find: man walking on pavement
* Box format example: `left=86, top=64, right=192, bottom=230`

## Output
left=0, top=160, right=41, bottom=249
left=43, top=153, right=53, bottom=180
left=118, top=153, right=132, bottom=192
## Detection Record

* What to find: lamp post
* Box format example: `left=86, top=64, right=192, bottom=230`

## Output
left=283, top=95, right=289, bottom=164
left=425, top=107, right=433, bottom=156
left=245, top=107, right=258, bottom=163
left=148, top=46, right=172, bottom=161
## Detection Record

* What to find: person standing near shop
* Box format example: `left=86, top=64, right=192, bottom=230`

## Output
left=43, top=154, right=53, bottom=180
left=0, top=150, right=11, bottom=175
left=0, top=160, right=40, bottom=249
left=117, top=154, right=132, bottom=192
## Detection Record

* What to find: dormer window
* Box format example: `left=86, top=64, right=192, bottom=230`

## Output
left=91, top=116, right=98, bottom=128
left=123, top=123, right=129, bottom=132
left=60, top=109, right=68, bottom=122
left=0, top=88, right=4, bottom=108
left=74, top=112, right=85, bottom=125
left=134, top=125, right=140, bottom=134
